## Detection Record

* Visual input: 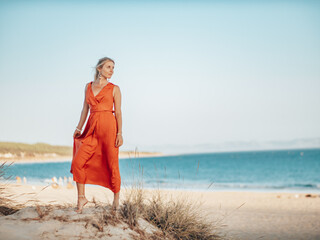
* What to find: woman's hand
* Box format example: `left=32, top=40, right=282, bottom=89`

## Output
left=73, top=129, right=81, bottom=138
left=115, top=134, right=123, bottom=148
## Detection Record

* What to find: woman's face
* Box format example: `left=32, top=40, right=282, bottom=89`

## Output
left=100, top=60, right=114, bottom=79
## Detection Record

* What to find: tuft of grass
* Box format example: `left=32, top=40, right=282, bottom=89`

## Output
left=0, top=161, right=22, bottom=215
left=120, top=186, right=224, bottom=240
left=121, top=185, right=145, bottom=227
left=119, top=156, right=226, bottom=240
left=35, top=204, right=54, bottom=220
left=146, top=192, right=223, bottom=240
left=0, top=205, right=18, bottom=215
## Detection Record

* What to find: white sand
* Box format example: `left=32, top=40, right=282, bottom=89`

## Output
left=1, top=182, right=320, bottom=240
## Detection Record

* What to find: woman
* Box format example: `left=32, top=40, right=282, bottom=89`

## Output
left=70, top=57, right=123, bottom=214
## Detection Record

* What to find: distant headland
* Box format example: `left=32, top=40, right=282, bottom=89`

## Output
left=0, top=141, right=163, bottom=163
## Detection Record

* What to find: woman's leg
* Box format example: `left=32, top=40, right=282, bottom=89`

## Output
left=75, top=182, right=88, bottom=213
left=112, top=191, right=120, bottom=209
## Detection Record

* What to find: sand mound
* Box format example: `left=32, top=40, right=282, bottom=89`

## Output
left=0, top=205, right=162, bottom=240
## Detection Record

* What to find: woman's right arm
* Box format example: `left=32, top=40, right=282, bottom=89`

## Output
left=74, top=83, right=89, bottom=137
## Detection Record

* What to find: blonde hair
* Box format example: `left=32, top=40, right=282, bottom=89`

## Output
left=93, top=57, right=115, bottom=81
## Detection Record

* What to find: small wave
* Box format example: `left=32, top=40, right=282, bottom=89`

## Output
left=292, top=183, right=320, bottom=189
left=194, top=182, right=320, bottom=190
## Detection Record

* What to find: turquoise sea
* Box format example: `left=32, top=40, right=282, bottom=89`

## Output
left=1, top=148, right=320, bottom=193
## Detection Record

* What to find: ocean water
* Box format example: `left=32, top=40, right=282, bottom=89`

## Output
left=1, top=148, right=320, bottom=193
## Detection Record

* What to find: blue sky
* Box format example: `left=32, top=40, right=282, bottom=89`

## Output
left=0, top=0, right=319, bottom=153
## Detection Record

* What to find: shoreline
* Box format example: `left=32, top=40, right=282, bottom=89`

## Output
left=3, top=181, right=320, bottom=194
left=3, top=182, right=320, bottom=204
left=2, top=180, right=320, bottom=195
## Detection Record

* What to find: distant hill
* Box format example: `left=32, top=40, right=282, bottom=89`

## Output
left=0, top=141, right=162, bottom=161
left=0, top=141, right=72, bottom=159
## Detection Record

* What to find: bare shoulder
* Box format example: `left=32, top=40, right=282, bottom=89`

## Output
left=85, top=81, right=92, bottom=90
left=112, top=84, right=121, bottom=98
left=84, top=82, right=91, bottom=96
left=113, top=84, right=121, bottom=93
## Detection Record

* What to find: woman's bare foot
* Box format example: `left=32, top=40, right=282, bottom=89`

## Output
left=112, top=201, right=119, bottom=211
left=75, top=195, right=88, bottom=214
left=111, top=192, right=120, bottom=217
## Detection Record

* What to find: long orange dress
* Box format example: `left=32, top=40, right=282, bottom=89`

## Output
left=70, top=81, right=121, bottom=193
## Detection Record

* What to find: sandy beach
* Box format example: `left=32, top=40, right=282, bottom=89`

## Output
left=1, top=182, right=319, bottom=240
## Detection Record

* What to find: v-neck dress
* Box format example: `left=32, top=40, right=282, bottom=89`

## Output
left=70, top=81, right=121, bottom=193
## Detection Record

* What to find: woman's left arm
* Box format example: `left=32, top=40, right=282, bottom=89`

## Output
left=114, top=85, right=123, bottom=147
